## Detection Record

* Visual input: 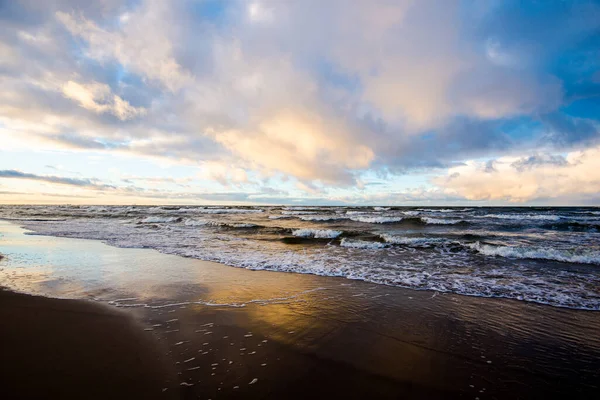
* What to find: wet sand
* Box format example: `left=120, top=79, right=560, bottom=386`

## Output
left=0, top=289, right=179, bottom=399
left=1, top=221, right=600, bottom=399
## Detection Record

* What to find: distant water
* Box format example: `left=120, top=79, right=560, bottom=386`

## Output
left=1, top=205, right=599, bottom=310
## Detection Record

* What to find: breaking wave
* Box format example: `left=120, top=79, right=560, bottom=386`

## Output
left=466, top=242, right=600, bottom=265
left=340, top=238, right=387, bottom=249
left=140, top=217, right=182, bottom=223
left=420, top=217, right=465, bottom=225
left=299, top=215, right=342, bottom=222
left=349, top=216, right=404, bottom=224
left=479, top=213, right=561, bottom=221
left=292, top=229, right=342, bottom=239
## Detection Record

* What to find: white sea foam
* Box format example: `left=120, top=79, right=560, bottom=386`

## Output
left=402, top=211, right=420, bottom=217
left=196, top=208, right=263, bottom=214
left=184, top=219, right=259, bottom=228
left=340, top=238, right=387, bottom=249
left=208, top=222, right=258, bottom=228
left=373, top=207, right=391, bottom=211
left=421, top=217, right=462, bottom=225
left=140, top=217, right=180, bottom=223
left=349, top=216, right=403, bottom=224
left=292, top=229, right=342, bottom=239
left=268, top=215, right=292, bottom=219
left=380, top=234, right=448, bottom=247
left=282, top=210, right=318, bottom=215
left=299, top=215, right=339, bottom=222
left=86, top=206, right=109, bottom=212
left=478, top=214, right=561, bottom=221
left=467, top=241, right=600, bottom=264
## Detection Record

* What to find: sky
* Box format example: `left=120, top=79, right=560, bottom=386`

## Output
left=1, top=0, right=599, bottom=206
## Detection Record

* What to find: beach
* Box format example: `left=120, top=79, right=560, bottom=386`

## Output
left=3, top=0, right=600, bottom=398
left=0, top=289, right=179, bottom=399
left=1, top=219, right=600, bottom=399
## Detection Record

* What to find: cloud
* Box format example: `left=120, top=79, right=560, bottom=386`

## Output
left=61, top=80, right=146, bottom=120
left=434, top=146, right=600, bottom=202
left=0, top=169, right=115, bottom=189
left=0, top=168, right=287, bottom=204
left=56, top=4, right=193, bottom=92
left=510, top=154, right=568, bottom=172
left=197, top=161, right=249, bottom=186
left=49, top=0, right=574, bottom=185
left=212, top=110, right=374, bottom=184
left=47, top=133, right=126, bottom=150
left=0, top=0, right=599, bottom=202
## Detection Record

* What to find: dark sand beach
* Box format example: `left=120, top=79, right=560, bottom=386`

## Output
left=1, top=221, right=600, bottom=399
left=0, top=289, right=179, bottom=400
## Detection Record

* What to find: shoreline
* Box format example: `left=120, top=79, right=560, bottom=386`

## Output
left=5, top=219, right=598, bottom=311
left=1, top=221, right=600, bottom=398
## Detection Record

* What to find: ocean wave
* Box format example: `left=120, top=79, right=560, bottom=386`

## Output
left=420, top=217, right=464, bottom=225
left=340, top=238, right=387, bottom=249
left=380, top=234, right=449, bottom=247
left=466, top=241, right=600, bottom=264
left=282, top=210, right=318, bottom=215
left=417, top=208, right=456, bottom=213
left=574, top=210, right=600, bottom=216
left=349, top=216, right=403, bottom=224
left=184, top=219, right=208, bottom=226
left=208, top=222, right=259, bottom=229
left=140, top=217, right=182, bottom=223
left=84, top=206, right=110, bottom=212
left=299, top=215, right=341, bottom=222
left=540, top=221, right=599, bottom=232
left=292, top=229, right=342, bottom=239
left=402, top=211, right=420, bottom=217
left=479, top=213, right=561, bottom=221
left=196, top=208, right=263, bottom=214
left=373, top=207, right=390, bottom=211
left=268, top=215, right=293, bottom=220
left=416, top=208, right=474, bottom=213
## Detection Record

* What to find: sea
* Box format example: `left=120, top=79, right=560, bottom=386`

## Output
left=1, top=205, right=599, bottom=310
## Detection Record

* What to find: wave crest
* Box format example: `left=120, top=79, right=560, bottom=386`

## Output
left=466, top=241, right=600, bottom=264
left=340, top=238, right=387, bottom=249
left=292, top=229, right=342, bottom=239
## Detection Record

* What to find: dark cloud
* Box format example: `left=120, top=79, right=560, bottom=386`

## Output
left=49, top=134, right=126, bottom=150
left=539, top=113, right=599, bottom=147
left=0, top=169, right=115, bottom=189
left=511, top=154, right=568, bottom=172
left=484, top=160, right=497, bottom=173
left=370, top=117, right=514, bottom=174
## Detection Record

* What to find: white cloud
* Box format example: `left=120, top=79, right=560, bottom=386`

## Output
left=213, top=110, right=374, bottom=184
left=62, top=80, right=146, bottom=120
left=434, top=146, right=600, bottom=202
left=198, top=161, right=249, bottom=186
left=56, top=3, right=193, bottom=92
left=248, top=2, right=274, bottom=23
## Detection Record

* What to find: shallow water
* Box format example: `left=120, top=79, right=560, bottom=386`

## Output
left=1, top=205, right=599, bottom=310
